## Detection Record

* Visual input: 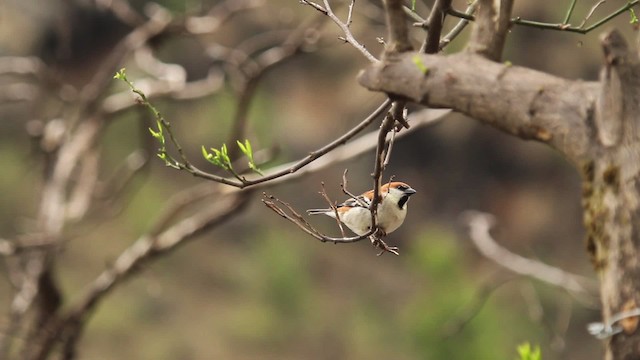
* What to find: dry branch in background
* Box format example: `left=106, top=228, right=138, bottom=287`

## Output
left=463, top=211, right=597, bottom=298
left=0, top=1, right=329, bottom=358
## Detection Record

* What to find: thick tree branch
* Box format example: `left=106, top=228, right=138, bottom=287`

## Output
left=467, top=0, right=514, bottom=61
left=596, top=30, right=640, bottom=148
left=384, top=0, right=412, bottom=53
left=358, top=52, right=598, bottom=165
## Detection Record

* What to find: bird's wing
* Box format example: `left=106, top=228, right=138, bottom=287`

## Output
left=338, top=194, right=371, bottom=209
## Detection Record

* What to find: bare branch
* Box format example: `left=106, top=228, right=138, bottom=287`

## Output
left=579, top=0, right=608, bottom=28
left=319, top=182, right=348, bottom=239
left=299, top=0, right=327, bottom=15
left=340, top=169, right=368, bottom=207
left=46, top=192, right=251, bottom=358
left=226, top=18, right=321, bottom=160
left=260, top=108, right=450, bottom=254
left=144, top=99, right=392, bottom=188
left=65, top=148, right=100, bottom=221
left=0, top=57, right=45, bottom=77
left=186, top=0, right=264, bottom=34
left=255, top=107, right=450, bottom=189
left=94, top=0, right=146, bottom=26
left=263, top=192, right=374, bottom=243
left=102, top=69, right=225, bottom=116
left=346, top=0, right=356, bottom=26
left=463, top=211, right=597, bottom=297
left=382, top=127, right=397, bottom=168
left=3, top=8, right=178, bottom=358
left=439, top=1, right=478, bottom=50
left=368, top=108, right=395, bottom=231
left=301, top=0, right=378, bottom=62
left=446, top=0, right=640, bottom=34
left=78, top=4, right=174, bottom=119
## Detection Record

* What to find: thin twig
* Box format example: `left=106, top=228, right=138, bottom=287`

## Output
left=147, top=99, right=392, bottom=188
left=263, top=193, right=374, bottom=243
left=340, top=169, right=369, bottom=207
left=383, top=129, right=397, bottom=171
left=346, top=0, right=356, bottom=26
left=186, top=0, right=263, bottom=34
left=446, top=0, right=640, bottom=34
left=563, top=0, right=579, bottom=24
left=369, top=104, right=399, bottom=214
left=440, top=1, right=478, bottom=50
left=226, top=17, right=320, bottom=160
left=299, top=0, right=327, bottom=15
left=255, top=108, right=450, bottom=190
left=319, top=182, right=347, bottom=239
left=578, top=0, right=607, bottom=28
left=300, top=0, right=378, bottom=62
left=260, top=109, right=451, bottom=255
left=422, top=0, right=452, bottom=54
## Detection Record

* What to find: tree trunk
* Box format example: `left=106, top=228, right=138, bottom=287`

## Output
left=359, top=29, right=640, bottom=359
left=585, top=30, right=640, bottom=360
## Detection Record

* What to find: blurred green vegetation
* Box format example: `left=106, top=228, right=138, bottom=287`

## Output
left=74, top=224, right=538, bottom=359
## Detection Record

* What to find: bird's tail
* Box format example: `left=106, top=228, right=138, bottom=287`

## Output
left=306, top=208, right=330, bottom=215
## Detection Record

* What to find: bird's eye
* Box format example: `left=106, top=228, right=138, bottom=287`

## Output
left=396, top=185, right=407, bottom=190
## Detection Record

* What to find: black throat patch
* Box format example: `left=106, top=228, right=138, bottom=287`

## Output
left=398, top=195, right=410, bottom=210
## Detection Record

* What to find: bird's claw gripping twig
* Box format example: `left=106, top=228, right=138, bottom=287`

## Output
left=370, top=235, right=399, bottom=256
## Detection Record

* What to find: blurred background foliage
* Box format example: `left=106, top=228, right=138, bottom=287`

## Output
left=1, top=0, right=638, bottom=359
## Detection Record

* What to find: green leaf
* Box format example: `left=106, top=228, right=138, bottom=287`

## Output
left=203, top=146, right=228, bottom=170
left=114, top=68, right=127, bottom=80
left=220, top=143, right=231, bottom=164
left=241, top=139, right=255, bottom=164
left=245, top=139, right=253, bottom=159
left=237, top=140, right=247, bottom=154
left=516, top=343, right=541, bottom=360
left=201, top=145, right=212, bottom=160
left=630, top=8, right=639, bottom=24
left=249, top=162, right=264, bottom=176
left=149, top=127, right=161, bottom=139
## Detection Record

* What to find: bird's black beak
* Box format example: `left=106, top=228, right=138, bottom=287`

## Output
left=397, top=186, right=416, bottom=210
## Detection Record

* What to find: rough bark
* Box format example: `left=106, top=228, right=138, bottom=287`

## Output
left=359, top=30, right=640, bottom=360
left=358, top=51, right=598, bottom=165
left=467, top=0, right=514, bottom=61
